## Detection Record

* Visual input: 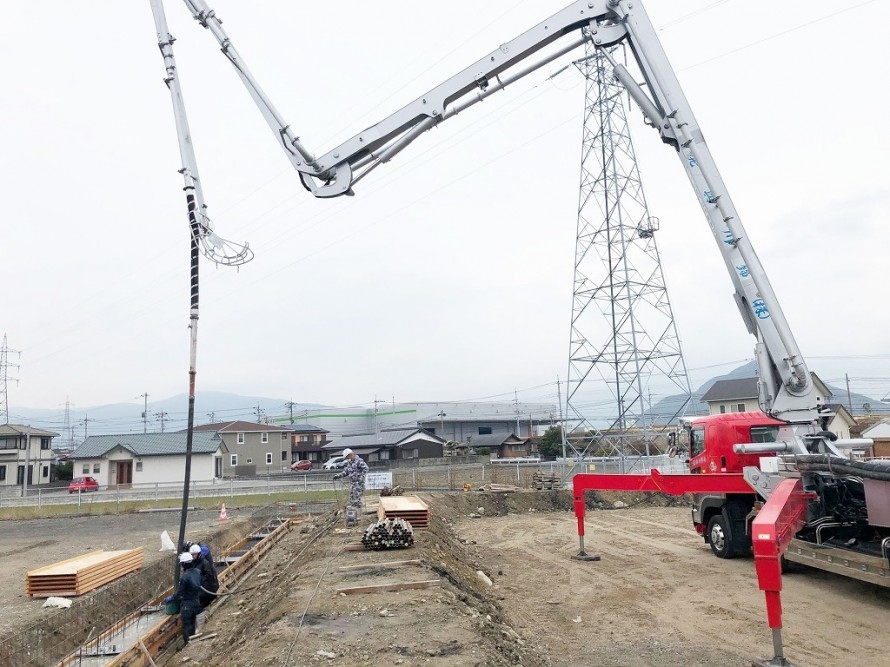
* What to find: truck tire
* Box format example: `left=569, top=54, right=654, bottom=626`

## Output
left=707, top=513, right=738, bottom=559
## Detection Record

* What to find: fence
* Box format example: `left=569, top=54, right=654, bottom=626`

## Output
left=0, top=456, right=689, bottom=513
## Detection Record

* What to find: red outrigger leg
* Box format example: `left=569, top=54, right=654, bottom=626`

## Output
left=750, top=478, right=815, bottom=667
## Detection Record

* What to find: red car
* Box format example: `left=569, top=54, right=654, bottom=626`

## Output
left=69, top=476, right=100, bottom=493
left=290, top=460, right=313, bottom=472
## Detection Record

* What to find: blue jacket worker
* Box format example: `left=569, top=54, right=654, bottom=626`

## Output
left=332, top=448, right=369, bottom=508
left=165, top=552, right=203, bottom=644
left=189, top=542, right=219, bottom=609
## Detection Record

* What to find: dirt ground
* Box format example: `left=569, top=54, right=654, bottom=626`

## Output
left=0, top=508, right=231, bottom=635
left=3, top=493, right=890, bottom=666
left=174, top=492, right=889, bottom=667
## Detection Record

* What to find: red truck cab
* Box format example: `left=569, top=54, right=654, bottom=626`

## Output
left=687, top=412, right=786, bottom=475
left=685, top=412, right=786, bottom=558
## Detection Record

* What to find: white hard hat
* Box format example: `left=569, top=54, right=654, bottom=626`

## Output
left=179, top=552, right=193, bottom=564
left=189, top=544, right=202, bottom=555
left=343, top=448, right=354, bottom=456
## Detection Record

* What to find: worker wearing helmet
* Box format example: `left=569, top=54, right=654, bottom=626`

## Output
left=165, top=552, right=203, bottom=644
left=332, top=448, right=369, bottom=508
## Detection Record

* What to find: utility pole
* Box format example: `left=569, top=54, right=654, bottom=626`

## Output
left=557, top=376, right=567, bottom=459
left=154, top=411, right=168, bottom=433
left=513, top=390, right=520, bottom=437
left=438, top=410, right=447, bottom=438
left=0, top=334, right=21, bottom=425
left=138, top=392, right=150, bottom=433
left=845, top=373, right=853, bottom=412
left=81, top=414, right=96, bottom=440
left=206, top=411, right=216, bottom=423
left=285, top=400, right=296, bottom=424
left=254, top=403, right=266, bottom=424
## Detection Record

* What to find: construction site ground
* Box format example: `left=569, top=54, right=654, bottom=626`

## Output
left=3, top=492, right=889, bottom=666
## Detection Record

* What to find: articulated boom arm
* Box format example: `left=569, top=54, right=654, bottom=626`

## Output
left=176, top=0, right=818, bottom=423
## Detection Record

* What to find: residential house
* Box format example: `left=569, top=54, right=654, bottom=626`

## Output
left=861, top=421, right=890, bottom=458
left=0, top=424, right=59, bottom=488
left=288, top=424, right=330, bottom=464
left=322, top=428, right=444, bottom=464
left=701, top=375, right=832, bottom=416
left=193, top=421, right=292, bottom=476
left=72, top=432, right=227, bottom=486
left=823, top=404, right=857, bottom=441
left=468, top=433, right=532, bottom=460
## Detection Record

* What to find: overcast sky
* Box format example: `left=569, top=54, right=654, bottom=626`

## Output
left=3, top=0, right=888, bottom=421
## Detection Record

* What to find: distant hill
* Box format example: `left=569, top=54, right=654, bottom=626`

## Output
left=9, top=392, right=324, bottom=444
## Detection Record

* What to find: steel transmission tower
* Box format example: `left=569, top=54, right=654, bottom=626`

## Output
left=565, top=45, right=692, bottom=464
left=0, top=334, right=21, bottom=425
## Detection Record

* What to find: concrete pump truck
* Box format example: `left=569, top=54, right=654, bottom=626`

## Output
left=149, top=1, right=888, bottom=665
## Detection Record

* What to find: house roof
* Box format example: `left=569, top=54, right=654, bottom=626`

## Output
left=322, top=428, right=444, bottom=451
left=192, top=420, right=289, bottom=433
left=862, top=421, right=890, bottom=439
left=700, top=378, right=759, bottom=403
left=0, top=424, right=60, bottom=437
left=465, top=433, right=525, bottom=448
left=824, top=404, right=856, bottom=424
left=73, top=432, right=224, bottom=459
left=287, top=424, right=329, bottom=433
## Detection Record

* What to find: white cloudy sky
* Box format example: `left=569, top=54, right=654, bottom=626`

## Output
left=3, top=0, right=888, bottom=418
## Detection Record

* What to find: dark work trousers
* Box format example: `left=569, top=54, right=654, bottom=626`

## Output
left=181, top=600, right=201, bottom=643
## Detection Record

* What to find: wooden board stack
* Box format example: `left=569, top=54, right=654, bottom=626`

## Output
left=26, top=548, right=144, bottom=598
left=377, top=495, right=430, bottom=529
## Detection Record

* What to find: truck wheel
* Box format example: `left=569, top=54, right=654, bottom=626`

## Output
left=707, top=514, right=738, bottom=559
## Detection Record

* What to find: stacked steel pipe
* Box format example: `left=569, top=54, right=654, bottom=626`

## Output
left=361, top=518, right=415, bottom=550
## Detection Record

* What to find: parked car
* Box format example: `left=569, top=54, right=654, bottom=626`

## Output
left=290, top=460, right=313, bottom=472
left=322, top=455, right=347, bottom=470
left=69, top=476, right=99, bottom=493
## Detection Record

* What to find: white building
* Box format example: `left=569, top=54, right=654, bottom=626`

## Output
left=0, top=424, right=59, bottom=488
left=73, top=432, right=227, bottom=487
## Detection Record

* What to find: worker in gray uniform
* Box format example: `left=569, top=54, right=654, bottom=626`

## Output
left=332, top=448, right=369, bottom=508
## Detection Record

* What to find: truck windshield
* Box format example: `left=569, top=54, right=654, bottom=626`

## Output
left=750, top=426, right=780, bottom=443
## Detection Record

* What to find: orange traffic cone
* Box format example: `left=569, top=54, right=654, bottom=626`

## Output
left=218, top=504, right=229, bottom=522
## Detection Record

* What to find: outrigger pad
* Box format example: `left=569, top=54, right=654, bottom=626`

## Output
left=571, top=552, right=601, bottom=562
left=752, top=657, right=796, bottom=667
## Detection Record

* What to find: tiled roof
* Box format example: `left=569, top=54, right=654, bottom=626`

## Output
left=700, top=378, right=759, bottom=403
left=192, top=421, right=289, bottom=433
left=0, top=424, right=60, bottom=437
left=286, top=424, right=329, bottom=433
left=465, top=433, right=524, bottom=448
left=322, top=428, right=442, bottom=450
left=73, top=432, right=223, bottom=458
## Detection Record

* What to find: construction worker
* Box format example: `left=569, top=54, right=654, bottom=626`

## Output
left=165, top=552, right=202, bottom=644
left=189, top=543, right=218, bottom=633
left=332, top=448, right=369, bottom=508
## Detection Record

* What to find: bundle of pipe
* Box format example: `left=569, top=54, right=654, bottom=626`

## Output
left=793, top=455, right=890, bottom=482
left=361, top=518, right=415, bottom=550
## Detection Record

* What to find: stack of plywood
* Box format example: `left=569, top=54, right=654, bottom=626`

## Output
left=377, top=495, right=430, bottom=529
left=26, top=548, right=144, bottom=597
